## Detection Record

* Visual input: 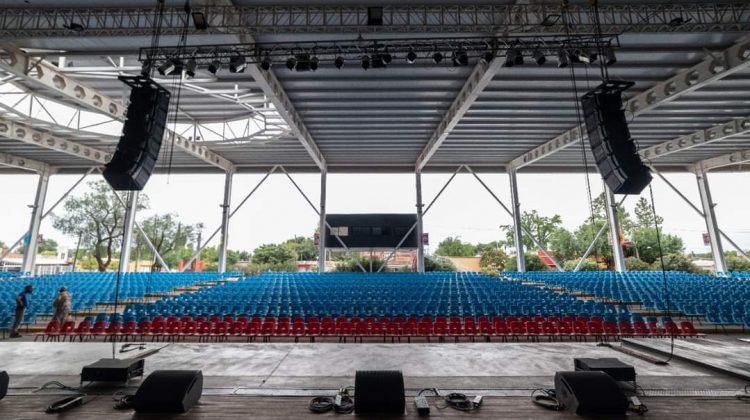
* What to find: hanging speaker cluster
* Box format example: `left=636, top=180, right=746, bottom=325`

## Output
left=103, top=76, right=170, bottom=191
left=581, top=80, right=652, bottom=195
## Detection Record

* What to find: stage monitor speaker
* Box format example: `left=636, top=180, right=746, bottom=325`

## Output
left=133, top=370, right=203, bottom=413
left=0, top=371, right=8, bottom=400
left=354, top=370, right=405, bottom=415
left=103, top=76, right=170, bottom=191
left=554, top=371, right=628, bottom=416
left=582, top=80, right=652, bottom=195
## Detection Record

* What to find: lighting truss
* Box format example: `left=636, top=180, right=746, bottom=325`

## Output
left=139, top=34, right=618, bottom=70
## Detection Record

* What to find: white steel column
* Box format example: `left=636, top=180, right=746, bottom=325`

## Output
left=318, top=170, right=327, bottom=273
left=217, top=171, right=234, bottom=272
left=695, top=169, right=727, bottom=274
left=508, top=170, right=526, bottom=272
left=604, top=186, right=626, bottom=272
left=119, top=191, right=139, bottom=273
left=21, top=170, right=50, bottom=274
left=415, top=170, right=425, bottom=273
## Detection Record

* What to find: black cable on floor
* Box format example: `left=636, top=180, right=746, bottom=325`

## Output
left=309, top=387, right=354, bottom=414
left=649, top=183, right=675, bottom=365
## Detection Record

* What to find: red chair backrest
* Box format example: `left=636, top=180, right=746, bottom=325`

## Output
left=45, top=320, right=60, bottom=333
left=60, top=321, right=76, bottom=333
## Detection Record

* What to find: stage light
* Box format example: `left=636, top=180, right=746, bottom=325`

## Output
left=208, top=59, right=221, bottom=75
left=532, top=49, right=546, bottom=66
left=604, top=45, right=617, bottom=66
left=361, top=54, right=371, bottom=70
left=432, top=51, right=443, bottom=64
left=63, top=22, right=85, bottom=32
left=229, top=55, right=246, bottom=73
left=513, top=47, right=524, bottom=65
left=185, top=58, right=197, bottom=78
left=406, top=49, right=417, bottom=64
left=334, top=56, right=345, bottom=69
left=310, top=56, right=319, bottom=71
left=557, top=48, right=569, bottom=68
left=382, top=47, right=393, bottom=65
left=286, top=57, right=297, bottom=71
left=157, top=61, right=175, bottom=76
left=588, top=48, right=598, bottom=63
left=260, top=54, right=272, bottom=71
left=372, top=54, right=387, bottom=69
left=454, top=48, right=469, bottom=66
left=482, top=50, right=494, bottom=64
left=191, top=12, right=208, bottom=30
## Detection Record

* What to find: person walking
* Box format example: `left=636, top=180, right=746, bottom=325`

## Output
left=10, top=284, right=33, bottom=338
left=52, top=286, right=72, bottom=326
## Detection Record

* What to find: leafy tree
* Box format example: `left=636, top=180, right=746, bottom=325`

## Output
left=549, top=228, right=579, bottom=262
left=435, top=236, right=476, bottom=257
left=573, top=220, right=613, bottom=267
left=136, top=213, right=194, bottom=271
left=53, top=181, right=147, bottom=271
left=504, top=253, right=549, bottom=272
left=16, top=238, right=58, bottom=255
left=631, top=227, right=683, bottom=264
left=282, top=236, right=318, bottom=261
left=335, top=256, right=384, bottom=272
left=625, top=257, right=652, bottom=271
left=252, top=244, right=295, bottom=265
left=425, top=256, right=456, bottom=272
left=501, top=210, right=562, bottom=250
left=633, top=197, right=663, bottom=228
left=588, top=193, right=634, bottom=233
left=725, top=252, right=750, bottom=272
left=476, top=240, right=507, bottom=254
left=479, top=247, right=507, bottom=272
left=655, top=253, right=704, bottom=273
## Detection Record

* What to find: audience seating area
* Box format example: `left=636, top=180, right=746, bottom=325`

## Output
left=1, top=272, right=232, bottom=334
left=33, top=272, right=700, bottom=342
left=509, top=271, right=750, bottom=328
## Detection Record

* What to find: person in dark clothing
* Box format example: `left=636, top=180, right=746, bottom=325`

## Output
left=10, top=284, right=33, bottom=338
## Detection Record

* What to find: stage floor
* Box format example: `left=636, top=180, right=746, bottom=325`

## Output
left=1, top=341, right=746, bottom=391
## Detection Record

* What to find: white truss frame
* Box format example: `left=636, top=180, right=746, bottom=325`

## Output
left=0, top=150, right=50, bottom=173
left=640, top=115, right=750, bottom=162
left=416, top=57, right=504, bottom=170
left=509, top=36, right=750, bottom=170
left=694, top=148, right=750, bottom=172
left=0, top=47, right=234, bottom=171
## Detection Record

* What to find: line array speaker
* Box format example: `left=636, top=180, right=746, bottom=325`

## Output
left=554, top=371, right=629, bottom=416
left=133, top=370, right=203, bottom=413
left=354, top=370, right=405, bottom=414
left=582, top=80, right=652, bottom=195
left=103, top=76, right=171, bottom=191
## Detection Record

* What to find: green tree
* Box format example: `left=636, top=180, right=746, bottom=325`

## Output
left=53, top=181, right=147, bottom=271
left=725, top=252, right=750, bottom=272
left=634, top=197, right=663, bottom=228
left=479, top=247, right=507, bottom=272
left=136, top=213, right=195, bottom=271
left=631, top=227, right=684, bottom=264
left=435, top=236, right=476, bottom=257
left=655, top=253, right=703, bottom=273
left=501, top=210, right=563, bottom=250
left=252, top=243, right=295, bottom=265
left=588, top=193, right=634, bottom=233
left=335, top=256, right=384, bottom=272
left=504, top=253, right=549, bottom=271
left=625, top=257, right=652, bottom=271
left=425, top=256, right=456, bottom=272
left=16, top=238, right=58, bottom=255
left=562, top=259, right=600, bottom=271
left=549, top=227, right=579, bottom=262
left=573, top=220, right=613, bottom=267
left=282, top=236, right=318, bottom=261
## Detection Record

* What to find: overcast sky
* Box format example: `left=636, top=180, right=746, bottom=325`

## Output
left=2, top=170, right=748, bottom=257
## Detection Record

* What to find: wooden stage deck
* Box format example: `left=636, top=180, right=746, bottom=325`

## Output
left=2, top=394, right=750, bottom=419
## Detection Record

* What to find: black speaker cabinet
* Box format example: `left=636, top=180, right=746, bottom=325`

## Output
left=554, top=371, right=628, bottom=416
left=0, top=371, right=8, bottom=400
left=582, top=80, right=652, bottom=195
left=133, top=370, right=203, bottom=413
left=103, top=75, right=170, bottom=191
left=354, top=370, right=405, bottom=415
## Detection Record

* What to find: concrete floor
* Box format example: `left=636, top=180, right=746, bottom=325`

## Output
left=1, top=341, right=746, bottom=393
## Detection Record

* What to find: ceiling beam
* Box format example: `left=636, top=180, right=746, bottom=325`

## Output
left=0, top=3, right=748, bottom=37
left=0, top=47, right=234, bottom=172
left=247, top=65, right=326, bottom=170
left=0, top=116, right=109, bottom=164
left=0, top=151, right=51, bottom=173
left=509, top=36, right=750, bottom=170
left=416, top=58, right=504, bottom=171
left=640, top=115, right=750, bottom=162
left=694, top=149, right=750, bottom=172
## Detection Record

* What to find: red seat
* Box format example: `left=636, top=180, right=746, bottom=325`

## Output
left=386, top=320, right=402, bottom=338
left=197, top=321, right=213, bottom=342
left=664, top=321, right=680, bottom=336
left=680, top=321, right=698, bottom=336
left=603, top=321, right=619, bottom=337
left=618, top=321, right=635, bottom=336
left=180, top=320, right=197, bottom=339
left=337, top=321, right=353, bottom=340
left=541, top=320, right=557, bottom=337
left=558, top=321, right=573, bottom=338
left=494, top=320, right=509, bottom=337
left=510, top=321, right=526, bottom=339
left=479, top=320, right=494, bottom=336
left=648, top=321, right=665, bottom=337
left=135, top=320, right=151, bottom=339
left=261, top=321, right=276, bottom=336
left=370, top=321, right=384, bottom=336
left=306, top=320, right=321, bottom=338
left=292, top=322, right=306, bottom=338
left=244, top=320, right=261, bottom=341
left=573, top=321, right=589, bottom=338
left=121, top=320, right=137, bottom=340
left=448, top=321, right=463, bottom=336
left=39, top=320, right=60, bottom=342
left=402, top=321, right=418, bottom=341
left=633, top=320, right=649, bottom=336
left=90, top=320, right=108, bottom=338
left=587, top=321, right=604, bottom=339
left=463, top=320, right=478, bottom=336
left=148, top=321, right=165, bottom=341
left=72, top=320, right=91, bottom=342
left=212, top=321, right=228, bottom=341
left=434, top=322, right=448, bottom=338
left=525, top=321, right=541, bottom=339
left=418, top=321, right=432, bottom=337
left=58, top=321, right=76, bottom=341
